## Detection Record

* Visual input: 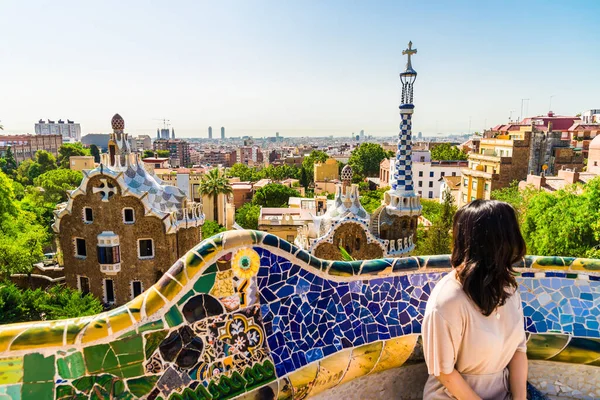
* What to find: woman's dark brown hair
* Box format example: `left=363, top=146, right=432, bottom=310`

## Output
left=451, top=200, right=526, bottom=316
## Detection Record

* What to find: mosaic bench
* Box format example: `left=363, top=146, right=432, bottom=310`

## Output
left=0, top=230, right=598, bottom=400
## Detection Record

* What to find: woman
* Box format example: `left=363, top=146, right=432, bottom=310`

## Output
left=422, top=200, right=528, bottom=400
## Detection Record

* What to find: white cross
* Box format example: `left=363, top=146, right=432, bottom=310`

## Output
left=93, top=179, right=117, bottom=202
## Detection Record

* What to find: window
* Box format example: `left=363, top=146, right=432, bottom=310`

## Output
left=471, top=196, right=476, bottom=201
left=485, top=183, right=490, bottom=191
left=463, top=179, right=468, bottom=187
left=440, top=172, right=445, bottom=177
left=418, top=181, right=423, bottom=187
left=104, top=279, right=115, bottom=304
left=429, top=171, right=434, bottom=178
left=79, top=276, right=90, bottom=295
left=98, top=246, right=121, bottom=264
left=83, top=207, right=93, bottom=223
left=131, top=281, right=143, bottom=298
left=286, top=235, right=294, bottom=242
left=123, top=208, right=135, bottom=224
left=595, top=161, right=598, bottom=166
left=428, top=182, right=433, bottom=188
left=138, top=239, right=154, bottom=259
left=418, top=171, right=423, bottom=177
left=472, top=181, right=477, bottom=190
left=428, top=191, right=433, bottom=198
left=452, top=172, right=456, bottom=176
left=462, top=194, right=467, bottom=202
left=75, top=238, right=87, bottom=258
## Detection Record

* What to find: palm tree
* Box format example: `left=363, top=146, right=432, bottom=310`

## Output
left=198, top=168, right=232, bottom=224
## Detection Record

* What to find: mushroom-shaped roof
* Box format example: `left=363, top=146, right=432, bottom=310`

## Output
left=111, top=113, right=125, bottom=130
left=341, top=164, right=353, bottom=181
left=589, top=134, right=600, bottom=150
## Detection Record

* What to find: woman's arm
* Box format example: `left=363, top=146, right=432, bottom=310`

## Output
left=436, top=369, right=482, bottom=400
left=508, top=350, right=528, bottom=400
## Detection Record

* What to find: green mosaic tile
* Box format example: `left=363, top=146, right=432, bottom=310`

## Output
left=144, top=330, right=168, bottom=358
left=165, top=305, right=184, bottom=328
left=23, top=353, right=54, bottom=383
left=57, top=352, right=85, bottom=379
left=72, top=376, right=94, bottom=394
left=112, top=335, right=143, bottom=357
left=0, top=384, right=21, bottom=400
left=138, top=319, right=165, bottom=333
left=204, top=263, right=218, bottom=274
left=56, top=385, right=74, bottom=398
left=83, top=344, right=118, bottom=375
left=193, top=272, right=216, bottom=293
left=22, top=382, right=53, bottom=400
left=126, top=376, right=159, bottom=397
left=177, top=289, right=195, bottom=306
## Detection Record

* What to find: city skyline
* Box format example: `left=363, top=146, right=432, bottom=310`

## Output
left=1, top=0, right=599, bottom=137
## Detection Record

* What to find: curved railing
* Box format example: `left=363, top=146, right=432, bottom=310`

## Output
left=0, top=230, right=598, bottom=400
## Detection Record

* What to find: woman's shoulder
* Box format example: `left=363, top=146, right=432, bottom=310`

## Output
left=426, top=270, right=469, bottom=315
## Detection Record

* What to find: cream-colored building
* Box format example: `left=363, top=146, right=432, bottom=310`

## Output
left=69, top=156, right=95, bottom=171
left=314, top=158, right=339, bottom=182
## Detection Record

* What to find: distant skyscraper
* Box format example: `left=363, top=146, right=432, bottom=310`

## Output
left=156, top=129, right=160, bottom=139
left=221, top=127, right=225, bottom=139
left=171, top=128, right=175, bottom=139
left=276, top=132, right=279, bottom=138
left=208, top=126, right=213, bottom=139
left=360, top=130, right=365, bottom=141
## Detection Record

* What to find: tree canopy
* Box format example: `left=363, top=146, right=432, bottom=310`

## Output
left=348, top=143, right=389, bottom=179
left=34, top=169, right=83, bottom=203
left=143, top=149, right=170, bottom=159
left=359, top=187, right=388, bottom=213
left=89, top=144, right=101, bottom=163
left=430, top=143, right=468, bottom=161
left=235, top=203, right=260, bottom=230
left=252, top=183, right=299, bottom=207
left=202, top=220, right=226, bottom=239
left=0, top=283, right=103, bottom=324
left=57, top=143, right=90, bottom=168
left=415, top=189, right=456, bottom=256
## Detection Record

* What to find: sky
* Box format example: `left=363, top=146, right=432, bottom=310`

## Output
left=1, top=0, right=599, bottom=138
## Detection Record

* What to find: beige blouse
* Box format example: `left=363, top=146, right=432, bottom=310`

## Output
left=422, top=270, right=527, bottom=400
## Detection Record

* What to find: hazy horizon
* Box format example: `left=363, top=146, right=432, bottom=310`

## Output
left=1, top=0, right=599, bottom=138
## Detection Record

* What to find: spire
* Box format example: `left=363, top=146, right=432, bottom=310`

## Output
left=384, top=41, right=422, bottom=217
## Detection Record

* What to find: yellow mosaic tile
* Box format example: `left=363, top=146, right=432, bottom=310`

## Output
left=370, top=335, right=418, bottom=374
left=80, top=316, right=110, bottom=344
left=126, top=294, right=145, bottom=323
left=107, top=307, right=135, bottom=336
left=308, top=348, right=352, bottom=397
left=210, top=270, right=235, bottom=298
left=223, top=231, right=254, bottom=251
left=287, top=359, right=318, bottom=399
left=0, top=325, right=30, bottom=352
left=337, top=341, right=383, bottom=385
left=155, top=275, right=183, bottom=302
left=10, top=321, right=66, bottom=351
left=143, top=288, right=167, bottom=318
left=0, top=356, right=23, bottom=385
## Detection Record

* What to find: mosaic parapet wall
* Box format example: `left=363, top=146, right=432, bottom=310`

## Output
left=0, top=231, right=598, bottom=400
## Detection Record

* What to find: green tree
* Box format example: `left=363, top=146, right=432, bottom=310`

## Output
left=0, top=283, right=103, bottom=324
left=143, top=149, right=171, bottom=159
left=227, top=163, right=262, bottom=182
left=35, top=150, right=58, bottom=174
left=252, top=183, right=299, bottom=207
left=0, top=171, right=18, bottom=216
left=348, top=143, right=389, bottom=179
left=34, top=169, right=83, bottom=203
left=299, top=166, right=309, bottom=190
left=198, top=168, right=232, bottom=223
left=522, top=177, right=600, bottom=257
left=15, top=160, right=41, bottom=185
left=415, top=188, right=456, bottom=256
left=89, top=144, right=101, bottom=163
left=359, top=187, right=388, bottom=213
left=202, top=220, right=226, bottom=238
left=491, top=180, right=535, bottom=223
left=301, top=150, right=329, bottom=186
left=235, top=203, right=260, bottom=230
left=430, top=143, right=468, bottom=161
left=57, top=143, right=90, bottom=168
left=1, top=147, right=17, bottom=175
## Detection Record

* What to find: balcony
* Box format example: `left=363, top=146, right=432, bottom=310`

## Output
left=99, top=263, right=121, bottom=275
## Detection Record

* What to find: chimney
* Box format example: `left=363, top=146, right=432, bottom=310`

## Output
left=526, top=173, right=546, bottom=190
left=558, top=168, right=579, bottom=184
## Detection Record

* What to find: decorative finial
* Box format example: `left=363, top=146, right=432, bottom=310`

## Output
left=402, top=41, right=417, bottom=73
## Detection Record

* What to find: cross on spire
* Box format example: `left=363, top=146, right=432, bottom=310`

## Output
left=402, top=41, right=417, bottom=71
